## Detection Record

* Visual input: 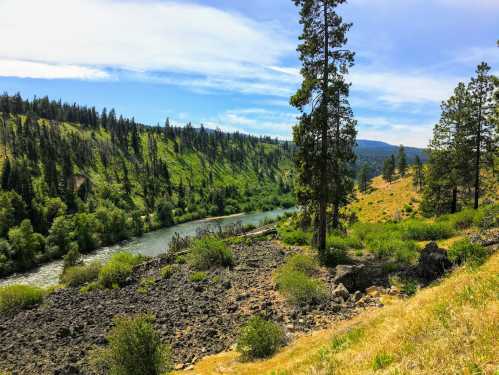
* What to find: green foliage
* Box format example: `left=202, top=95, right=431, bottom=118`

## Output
left=159, top=264, right=177, bottom=279
left=188, top=237, right=234, bottom=270
left=236, top=316, right=285, bottom=360
left=98, top=253, right=144, bottom=289
left=189, top=271, right=208, bottom=282
left=401, top=220, right=454, bottom=241
left=367, top=236, right=419, bottom=264
left=8, top=219, right=45, bottom=270
left=0, top=284, right=44, bottom=314
left=96, top=205, right=131, bottom=245
left=62, top=243, right=81, bottom=269
left=372, top=352, right=394, bottom=370
left=155, top=198, right=174, bottom=228
left=73, top=213, right=101, bottom=252
left=448, top=239, right=489, bottom=266
left=46, top=215, right=75, bottom=258
left=330, top=327, right=364, bottom=352
left=91, top=314, right=172, bottom=375
left=60, top=262, right=102, bottom=288
left=275, top=269, right=327, bottom=306
left=280, top=254, right=318, bottom=276
left=277, top=224, right=311, bottom=246
left=473, top=205, right=499, bottom=229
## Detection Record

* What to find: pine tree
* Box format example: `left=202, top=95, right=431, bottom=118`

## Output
left=382, top=155, right=395, bottom=183
left=358, top=163, right=371, bottom=193
left=291, top=0, right=356, bottom=251
left=467, top=63, right=495, bottom=209
left=398, top=145, right=407, bottom=177
left=412, top=155, right=424, bottom=191
left=1, top=158, right=11, bottom=190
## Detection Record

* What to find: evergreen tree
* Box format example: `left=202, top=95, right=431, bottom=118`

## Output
left=398, top=145, right=408, bottom=177
left=1, top=158, right=11, bottom=190
left=382, top=155, right=395, bottom=183
left=358, top=163, right=371, bottom=193
left=412, top=155, right=424, bottom=191
left=467, top=63, right=495, bottom=209
left=291, top=0, right=356, bottom=251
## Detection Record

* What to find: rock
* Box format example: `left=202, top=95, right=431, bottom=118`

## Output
left=174, top=363, right=185, bottom=370
left=352, top=290, right=362, bottom=302
left=417, top=242, right=452, bottom=281
left=334, top=265, right=365, bottom=291
left=332, top=283, right=350, bottom=300
left=366, top=286, right=381, bottom=297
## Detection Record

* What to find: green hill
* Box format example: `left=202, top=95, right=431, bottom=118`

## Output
left=0, top=94, right=295, bottom=276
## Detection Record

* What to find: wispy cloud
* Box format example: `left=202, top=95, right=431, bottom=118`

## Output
left=0, top=0, right=296, bottom=95
left=0, top=59, right=110, bottom=80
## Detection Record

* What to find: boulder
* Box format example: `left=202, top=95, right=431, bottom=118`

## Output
left=417, top=242, right=452, bottom=281
left=334, top=265, right=365, bottom=291
left=331, top=283, right=350, bottom=300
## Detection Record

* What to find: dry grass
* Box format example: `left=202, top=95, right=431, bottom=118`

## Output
left=175, top=252, right=499, bottom=375
left=349, top=175, right=420, bottom=223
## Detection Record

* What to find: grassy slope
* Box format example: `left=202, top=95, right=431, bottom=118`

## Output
left=349, top=174, right=420, bottom=223
left=180, top=253, right=498, bottom=375
left=178, top=174, right=498, bottom=375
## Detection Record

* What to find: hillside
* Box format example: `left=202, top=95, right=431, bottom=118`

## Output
left=0, top=95, right=296, bottom=276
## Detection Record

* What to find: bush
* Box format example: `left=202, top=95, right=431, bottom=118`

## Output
left=159, top=264, right=177, bottom=279
left=190, top=271, right=208, bottom=282
left=62, top=243, right=81, bottom=269
left=444, top=208, right=476, bottom=229
left=91, top=314, right=172, bottom=375
left=448, top=239, right=489, bottom=266
left=278, top=227, right=311, bottom=246
left=281, top=254, right=318, bottom=276
left=0, top=284, right=44, bottom=314
left=402, top=220, right=454, bottom=241
left=236, top=316, right=285, bottom=360
left=319, top=246, right=350, bottom=267
left=473, top=205, right=499, bottom=229
left=275, top=270, right=327, bottom=305
left=61, top=261, right=102, bottom=287
left=367, top=236, right=419, bottom=265
left=188, top=237, right=234, bottom=270
left=98, top=252, right=145, bottom=289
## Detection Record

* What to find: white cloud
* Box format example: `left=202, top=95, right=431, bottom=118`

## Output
left=350, top=70, right=457, bottom=105
left=0, top=0, right=296, bottom=95
left=357, top=115, right=435, bottom=147
left=0, top=59, right=110, bottom=80
left=203, top=108, right=298, bottom=138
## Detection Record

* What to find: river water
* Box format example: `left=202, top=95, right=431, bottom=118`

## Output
left=0, top=208, right=295, bottom=288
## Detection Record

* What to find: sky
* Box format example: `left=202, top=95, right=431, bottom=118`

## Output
left=0, top=0, right=498, bottom=147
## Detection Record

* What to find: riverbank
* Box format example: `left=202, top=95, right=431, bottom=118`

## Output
left=0, top=238, right=383, bottom=374
left=0, top=208, right=296, bottom=288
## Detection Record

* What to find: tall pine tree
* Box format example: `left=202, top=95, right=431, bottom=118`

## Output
left=291, top=0, right=356, bottom=251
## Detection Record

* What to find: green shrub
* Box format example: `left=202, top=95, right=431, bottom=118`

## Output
left=60, top=261, right=101, bottom=287
left=473, top=205, right=499, bottom=229
left=91, top=314, right=172, bottom=375
left=448, top=239, right=489, bottom=266
left=98, top=252, right=144, bottom=289
left=0, top=285, right=44, bottom=314
left=281, top=254, right=318, bottom=276
left=372, top=352, right=393, bottom=370
left=319, top=246, right=350, bottom=267
left=366, top=236, right=419, bottom=265
left=445, top=208, right=476, bottom=229
left=402, top=220, right=454, bottom=241
left=190, top=271, right=208, bottom=282
left=188, top=237, right=234, bottom=270
left=159, top=264, right=177, bottom=279
left=236, top=316, right=285, bottom=360
left=278, top=227, right=311, bottom=246
left=275, top=270, right=327, bottom=305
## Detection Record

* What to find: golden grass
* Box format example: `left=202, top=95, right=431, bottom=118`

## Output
left=349, top=175, right=420, bottom=223
left=176, top=252, right=499, bottom=375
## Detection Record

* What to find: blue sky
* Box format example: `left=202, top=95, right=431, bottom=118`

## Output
left=0, top=0, right=497, bottom=147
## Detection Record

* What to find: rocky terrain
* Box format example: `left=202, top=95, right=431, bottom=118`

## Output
left=0, top=239, right=385, bottom=375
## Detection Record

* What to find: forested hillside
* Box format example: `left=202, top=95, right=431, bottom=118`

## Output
left=0, top=93, right=295, bottom=276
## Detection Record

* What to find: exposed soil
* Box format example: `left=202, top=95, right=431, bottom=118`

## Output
left=0, top=240, right=384, bottom=375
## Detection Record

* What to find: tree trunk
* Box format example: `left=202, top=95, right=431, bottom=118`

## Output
left=318, top=0, right=329, bottom=252
left=474, top=95, right=482, bottom=210
left=332, top=204, right=339, bottom=229
left=451, top=187, right=457, bottom=213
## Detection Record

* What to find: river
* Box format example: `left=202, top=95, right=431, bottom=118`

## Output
left=0, top=207, right=295, bottom=288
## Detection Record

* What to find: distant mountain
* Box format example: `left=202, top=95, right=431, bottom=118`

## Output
left=356, top=140, right=427, bottom=177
